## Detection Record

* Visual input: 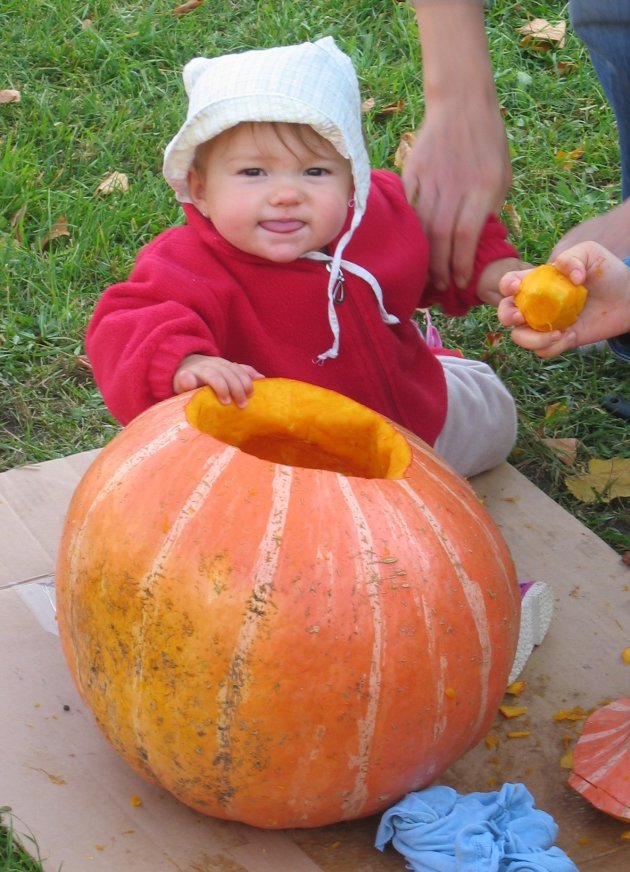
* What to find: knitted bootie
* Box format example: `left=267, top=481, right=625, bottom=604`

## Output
left=509, top=580, right=554, bottom=684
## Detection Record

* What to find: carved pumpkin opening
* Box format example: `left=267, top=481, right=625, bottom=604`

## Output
left=185, top=379, right=411, bottom=479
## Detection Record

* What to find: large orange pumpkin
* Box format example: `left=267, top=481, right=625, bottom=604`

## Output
left=56, top=378, right=519, bottom=828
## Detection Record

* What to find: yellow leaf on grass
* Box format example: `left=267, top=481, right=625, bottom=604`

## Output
left=565, top=458, right=630, bottom=503
left=555, top=146, right=586, bottom=169
left=95, top=171, right=129, bottom=196
left=518, top=19, right=566, bottom=50
left=545, top=402, right=568, bottom=420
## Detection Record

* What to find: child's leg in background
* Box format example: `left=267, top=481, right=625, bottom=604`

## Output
left=433, top=356, right=517, bottom=478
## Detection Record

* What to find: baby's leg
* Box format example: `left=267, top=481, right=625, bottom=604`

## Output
left=433, top=356, right=517, bottom=478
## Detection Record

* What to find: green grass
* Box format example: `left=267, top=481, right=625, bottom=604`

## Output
left=0, top=810, right=47, bottom=872
left=0, top=0, right=629, bottom=863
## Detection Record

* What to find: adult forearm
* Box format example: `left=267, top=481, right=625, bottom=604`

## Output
left=411, top=1, right=496, bottom=106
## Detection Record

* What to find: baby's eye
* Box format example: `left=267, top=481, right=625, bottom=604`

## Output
left=305, top=167, right=329, bottom=177
left=240, top=168, right=264, bottom=177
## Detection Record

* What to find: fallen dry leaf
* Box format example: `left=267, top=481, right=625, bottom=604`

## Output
left=10, top=204, right=27, bottom=243
left=565, top=458, right=630, bottom=503
left=361, top=96, right=375, bottom=114
left=374, top=99, right=405, bottom=119
left=41, top=216, right=71, bottom=250
left=503, top=202, right=521, bottom=238
left=95, top=171, right=129, bottom=196
left=555, top=145, right=585, bottom=169
left=75, top=355, right=93, bottom=371
left=394, top=131, right=416, bottom=170
left=541, top=437, right=580, bottom=467
left=544, top=402, right=568, bottom=420
left=518, top=18, right=566, bottom=50
left=0, top=89, right=21, bottom=104
left=557, top=61, right=578, bottom=77
left=173, top=0, right=204, bottom=15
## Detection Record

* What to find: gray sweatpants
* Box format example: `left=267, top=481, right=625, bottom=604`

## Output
left=433, top=356, right=517, bottom=478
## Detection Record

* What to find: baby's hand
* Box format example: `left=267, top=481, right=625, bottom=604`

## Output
left=173, top=354, right=264, bottom=407
left=498, top=241, right=630, bottom=358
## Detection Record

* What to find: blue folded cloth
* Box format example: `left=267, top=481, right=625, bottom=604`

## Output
left=375, top=783, right=579, bottom=872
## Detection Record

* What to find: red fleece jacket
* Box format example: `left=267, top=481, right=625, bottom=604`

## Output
left=86, top=169, right=518, bottom=444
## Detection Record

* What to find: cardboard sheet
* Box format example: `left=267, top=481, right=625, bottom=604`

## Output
left=1, top=451, right=629, bottom=871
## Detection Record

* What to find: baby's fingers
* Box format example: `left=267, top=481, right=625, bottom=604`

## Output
left=496, top=297, right=525, bottom=328
left=173, top=368, right=202, bottom=394
left=215, top=364, right=264, bottom=408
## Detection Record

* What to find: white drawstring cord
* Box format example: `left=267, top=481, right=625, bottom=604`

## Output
left=303, top=244, right=399, bottom=362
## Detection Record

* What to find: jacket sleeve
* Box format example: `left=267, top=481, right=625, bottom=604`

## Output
left=420, top=214, right=521, bottom=315
left=85, top=249, right=221, bottom=425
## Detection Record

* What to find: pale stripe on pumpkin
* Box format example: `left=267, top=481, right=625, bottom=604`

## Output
left=336, top=474, right=383, bottom=817
left=64, top=421, right=188, bottom=673
left=397, top=478, right=492, bottom=737
left=131, top=445, right=239, bottom=737
left=411, top=453, right=517, bottom=597
left=213, top=463, right=294, bottom=807
left=578, top=745, right=630, bottom=784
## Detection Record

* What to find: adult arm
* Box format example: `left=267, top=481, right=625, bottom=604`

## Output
left=550, top=198, right=630, bottom=261
left=402, top=1, right=511, bottom=290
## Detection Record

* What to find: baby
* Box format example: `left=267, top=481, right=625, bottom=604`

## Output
left=86, top=37, right=524, bottom=477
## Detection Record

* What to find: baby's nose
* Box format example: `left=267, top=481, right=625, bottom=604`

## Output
left=271, top=182, right=303, bottom=205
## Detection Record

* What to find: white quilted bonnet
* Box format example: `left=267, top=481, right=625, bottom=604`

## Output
left=162, top=37, right=398, bottom=361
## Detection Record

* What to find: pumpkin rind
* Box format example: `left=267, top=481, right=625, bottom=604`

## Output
left=55, top=379, right=519, bottom=828
left=568, top=697, right=630, bottom=822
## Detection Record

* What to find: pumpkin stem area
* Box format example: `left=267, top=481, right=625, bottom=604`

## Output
left=185, top=380, right=411, bottom=479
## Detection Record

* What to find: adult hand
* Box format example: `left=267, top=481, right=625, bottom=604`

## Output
left=173, top=354, right=264, bottom=406
left=404, top=1, right=512, bottom=291
left=498, top=241, right=630, bottom=357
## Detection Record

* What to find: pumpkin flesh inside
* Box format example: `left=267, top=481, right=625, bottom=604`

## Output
left=185, top=381, right=411, bottom=479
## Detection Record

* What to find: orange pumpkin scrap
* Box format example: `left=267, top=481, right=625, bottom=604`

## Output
left=514, top=263, right=588, bottom=332
left=569, top=697, right=630, bottom=822
left=55, top=378, right=519, bottom=828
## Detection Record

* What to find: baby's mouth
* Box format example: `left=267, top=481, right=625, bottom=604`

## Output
left=259, top=220, right=305, bottom=234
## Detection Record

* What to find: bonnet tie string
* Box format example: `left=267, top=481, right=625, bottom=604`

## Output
left=303, top=248, right=399, bottom=363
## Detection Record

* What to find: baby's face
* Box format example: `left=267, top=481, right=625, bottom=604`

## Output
left=187, top=122, right=353, bottom=262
